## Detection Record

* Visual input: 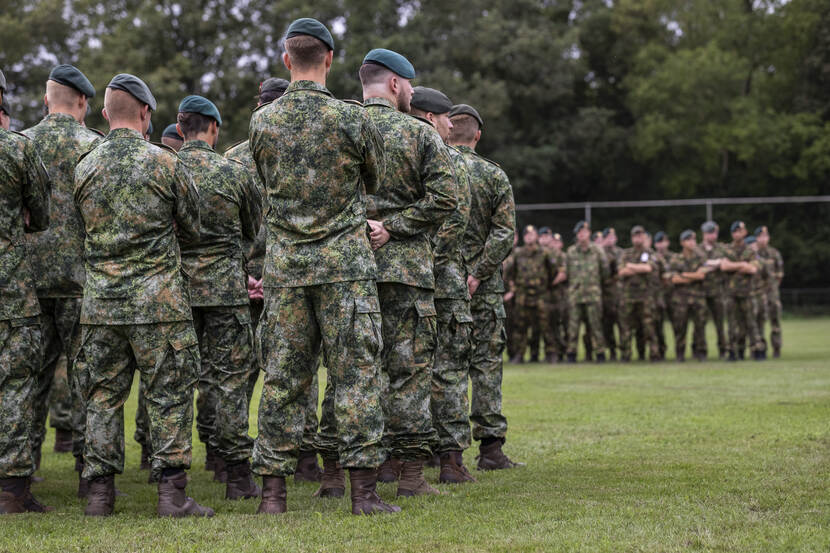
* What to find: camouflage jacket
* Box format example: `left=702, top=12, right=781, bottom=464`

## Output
left=700, top=241, right=728, bottom=297
left=22, top=113, right=101, bottom=298
left=724, top=241, right=758, bottom=298
left=224, top=139, right=266, bottom=280
left=504, top=243, right=557, bottom=297
left=178, top=139, right=261, bottom=306
left=619, top=246, right=656, bottom=302
left=549, top=248, right=568, bottom=302
left=667, top=249, right=706, bottom=298
left=74, top=128, right=200, bottom=324
left=456, top=145, right=515, bottom=295
left=431, top=144, right=471, bottom=300
left=363, top=97, right=456, bottom=289
left=0, top=129, right=50, bottom=320
left=565, top=242, right=608, bottom=303
left=652, top=249, right=672, bottom=306
left=250, top=80, right=383, bottom=287
left=602, top=244, right=623, bottom=299
left=749, top=249, right=771, bottom=296
left=756, top=245, right=784, bottom=292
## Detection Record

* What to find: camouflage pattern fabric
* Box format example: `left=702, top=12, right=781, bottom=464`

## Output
left=724, top=242, right=763, bottom=354
left=700, top=241, right=729, bottom=355
left=543, top=251, right=568, bottom=358
left=133, top=382, right=149, bottom=454
left=76, top=321, right=199, bottom=480
left=652, top=251, right=671, bottom=359
left=667, top=250, right=708, bottom=358
left=470, top=293, right=508, bottom=440
left=48, top=354, right=72, bottom=432
left=601, top=244, right=623, bottom=358
left=565, top=243, right=608, bottom=304
left=567, top=301, right=604, bottom=355
left=252, top=280, right=385, bottom=475
left=224, top=139, right=266, bottom=280
left=757, top=245, right=784, bottom=352
left=502, top=252, right=518, bottom=359
left=505, top=244, right=557, bottom=360
left=432, top=145, right=472, bottom=300
left=618, top=247, right=659, bottom=361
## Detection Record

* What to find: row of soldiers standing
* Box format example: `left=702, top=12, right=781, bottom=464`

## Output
left=504, top=220, right=784, bottom=363
left=0, top=17, right=523, bottom=518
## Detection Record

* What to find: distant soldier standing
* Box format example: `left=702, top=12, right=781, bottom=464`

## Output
left=667, top=230, right=708, bottom=361
left=745, top=235, right=770, bottom=358
left=161, top=124, right=183, bottom=151
left=754, top=226, right=783, bottom=357
left=652, top=231, right=672, bottom=360
left=720, top=221, right=763, bottom=361
left=545, top=231, right=569, bottom=362
left=565, top=221, right=608, bottom=363
left=502, top=232, right=519, bottom=360
left=0, top=68, right=53, bottom=514
left=450, top=103, right=522, bottom=469
left=601, top=227, right=622, bottom=361
left=699, top=221, right=729, bottom=359
left=618, top=226, right=659, bottom=362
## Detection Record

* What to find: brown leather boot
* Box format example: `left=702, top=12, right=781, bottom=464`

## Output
left=212, top=456, right=227, bottom=483
left=225, top=461, right=261, bottom=500
left=75, top=458, right=89, bottom=498
left=53, top=429, right=73, bottom=453
left=0, top=478, right=27, bottom=514
left=377, top=457, right=402, bottom=483
left=84, top=475, right=115, bottom=516
left=396, top=460, right=442, bottom=497
left=139, top=445, right=151, bottom=470
left=476, top=439, right=525, bottom=471
left=294, top=451, right=322, bottom=483
left=349, top=469, right=400, bottom=515
left=157, top=470, right=214, bottom=518
left=439, top=451, right=477, bottom=484
left=256, top=476, right=287, bottom=514
left=12, top=477, right=53, bottom=512
left=425, top=454, right=440, bottom=468
left=313, top=458, right=345, bottom=498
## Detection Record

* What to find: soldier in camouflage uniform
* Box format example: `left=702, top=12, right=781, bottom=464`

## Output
left=225, top=77, right=323, bottom=484
left=249, top=20, right=397, bottom=516
left=542, top=231, right=568, bottom=362
left=565, top=221, right=608, bottom=362
left=0, top=68, right=54, bottom=515
left=746, top=235, right=771, bottom=358
left=449, top=103, right=522, bottom=470
left=720, top=221, right=764, bottom=361
left=653, top=231, right=672, bottom=360
left=21, top=66, right=101, bottom=494
left=699, top=221, right=729, bottom=359
left=175, top=95, right=263, bottom=500
left=505, top=225, right=557, bottom=363
left=618, top=226, right=659, bottom=362
left=600, top=228, right=622, bottom=361
left=357, top=51, right=455, bottom=496
left=502, top=233, right=519, bottom=360
left=73, top=74, right=213, bottom=517
left=0, top=97, right=9, bottom=130
left=754, top=226, right=784, bottom=357
left=666, top=230, right=708, bottom=361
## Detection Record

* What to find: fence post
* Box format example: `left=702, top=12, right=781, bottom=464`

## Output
left=706, top=200, right=712, bottom=221
left=585, top=203, right=591, bottom=225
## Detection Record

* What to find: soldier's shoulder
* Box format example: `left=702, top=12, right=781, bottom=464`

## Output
left=86, top=127, right=106, bottom=137
left=224, top=139, right=248, bottom=156
left=151, top=141, right=179, bottom=156
left=252, top=99, right=274, bottom=114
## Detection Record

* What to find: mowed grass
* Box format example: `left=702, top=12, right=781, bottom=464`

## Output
left=4, top=317, right=830, bottom=552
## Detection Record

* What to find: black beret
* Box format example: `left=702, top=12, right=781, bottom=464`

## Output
left=107, top=73, right=157, bottom=111
left=179, top=95, right=221, bottom=126
left=754, top=225, right=768, bottom=236
left=362, top=48, right=416, bottom=79
left=730, top=221, right=745, bottom=233
left=0, top=69, right=6, bottom=93
left=260, top=77, right=289, bottom=95
left=0, top=97, right=10, bottom=116
left=449, top=103, right=483, bottom=128
left=679, top=229, right=694, bottom=242
left=162, top=123, right=182, bottom=140
left=49, top=64, right=95, bottom=98
left=701, top=220, right=718, bottom=233
left=654, top=231, right=668, bottom=243
left=602, top=227, right=615, bottom=238
left=538, top=226, right=552, bottom=235
left=630, top=225, right=645, bottom=236
left=411, top=86, right=452, bottom=114
left=573, top=220, right=589, bottom=235
left=286, top=18, right=334, bottom=51
left=744, top=235, right=756, bottom=245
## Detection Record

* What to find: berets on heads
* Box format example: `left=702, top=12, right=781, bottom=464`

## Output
left=260, top=77, right=289, bottom=95
left=178, top=95, right=221, bottom=126
left=0, top=68, right=7, bottom=92
left=411, top=86, right=452, bottom=114
left=730, top=220, right=745, bottom=233
left=362, top=49, right=416, bottom=80
left=286, top=18, right=335, bottom=51
left=538, top=226, right=552, bottom=235
left=630, top=225, right=645, bottom=235
left=523, top=224, right=536, bottom=235
left=654, top=231, right=668, bottom=243
left=162, top=123, right=182, bottom=139
left=602, top=227, right=615, bottom=238
left=701, top=220, right=718, bottom=233
left=107, top=73, right=157, bottom=111
left=49, top=64, right=95, bottom=98
left=574, top=220, right=589, bottom=234
left=745, top=235, right=756, bottom=245
left=449, top=103, right=483, bottom=128
left=679, top=229, right=695, bottom=242
left=754, top=225, right=768, bottom=236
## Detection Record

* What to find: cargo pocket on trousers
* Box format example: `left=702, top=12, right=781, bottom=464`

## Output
left=72, top=327, right=94, bottom=401
left=231, top=311, right=254, bottom=370
left=2, top=317, right=40, bottom=380
left=413, top=299, right=438, bottom=366
left=166, top=329, right=200, bottom=386
left=352, top=295, right=383, bottom=364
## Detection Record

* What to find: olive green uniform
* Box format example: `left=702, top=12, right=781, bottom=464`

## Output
left=565, top=243, right=608, bottom=357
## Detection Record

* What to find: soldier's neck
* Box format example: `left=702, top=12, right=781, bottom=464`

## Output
left=290, top=68, right=327, bottom=86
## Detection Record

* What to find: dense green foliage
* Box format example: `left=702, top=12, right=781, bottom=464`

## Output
left=1, top=0, right=828, bottom=286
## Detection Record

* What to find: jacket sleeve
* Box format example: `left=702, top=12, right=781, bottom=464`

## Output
left=22, top=140, right=50, bottom=232
left=431, top=150, right=471, bottom=268
left=172, top=160, right=200, bottom=245
left=470, top=170, right=515, bottom=280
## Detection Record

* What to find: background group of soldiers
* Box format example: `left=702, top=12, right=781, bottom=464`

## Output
left=1, top=17, right=524, bottom=519
left=504, top=220, right=784, bottom=364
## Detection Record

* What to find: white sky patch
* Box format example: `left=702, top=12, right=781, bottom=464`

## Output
left=200, top=73, right=216, bottom=89
left=398, top=2, right=419, bottom=26
left=564, top=43, right=581, bottom=60
left=665, top=19, right=682, bottom=38
left=88, top=37, right=102, bottom=49
left=332, top=16, right=346, bottom=38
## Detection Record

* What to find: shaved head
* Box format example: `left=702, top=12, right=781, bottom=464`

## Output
left=46, top=80, right=82, bottom=109
left=449, top=114, right=479, bottom=143
left=104, top=88, right=142, bottom=121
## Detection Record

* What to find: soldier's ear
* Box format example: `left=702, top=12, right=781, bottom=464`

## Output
left=282, top=52, right=292, bottom=71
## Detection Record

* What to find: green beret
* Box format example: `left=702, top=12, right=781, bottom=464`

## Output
left=285, top=18, right=334, bottom=51
left=538, top=226, right=552, bottom=235
left=602, top=227, right=615, bottom=238
left=701, top=220, right=718, bottom=233
left=107, top=73, right=157, bottom=111
left=362, top=48, right=416, bottom=80
left=49, top=64, right=95, bottom=98
left=448, top=103, right=483, bottom=128
left=573, top=220, right=589, bottom=235
left=654, top=231, right=668, bottom=243
left=679, top=230, right=694, bottom=242
left=0, top=97, right=9, bottom=116
left=260, top=77, right=289, bottom=95
left=744, top=235, right=756, bottom=245
left=178, top=95, right=221, bottom=126
left=754, top=225, right=768, bottom=236
left=162, top=123, right=182, bottom=140
left=411, top=86, right=452, bottom=114
left=730, top=221, right=745, bottom=233
left=0, top=69, right=6, bottom=93
left=630, top=225, right=645, bottom=236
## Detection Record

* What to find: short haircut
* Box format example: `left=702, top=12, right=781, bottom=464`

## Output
left=358, top=63, right=392, bottom=87
left=284, top=35, right=329, bottom=71
left=449, top=114, right=478, bottom=142
left=46, top=80, right=82, bottom=109
left=177, top=111, right=213, bottom=138
left=104, top=88, right=142, bottom=121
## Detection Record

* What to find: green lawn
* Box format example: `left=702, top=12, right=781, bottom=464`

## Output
left=5, top=317, right=830, bottom=552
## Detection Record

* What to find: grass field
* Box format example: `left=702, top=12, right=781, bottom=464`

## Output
left=4, top=317, right=830, bottom=552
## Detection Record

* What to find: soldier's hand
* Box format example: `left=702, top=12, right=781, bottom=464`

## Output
left=23, top=208, right=31, bottom=228
left=247, top=275, right=263, bottom=300
left=367, top=219, right=390, bottom=250
left=467, top=275, right=481, bottom=296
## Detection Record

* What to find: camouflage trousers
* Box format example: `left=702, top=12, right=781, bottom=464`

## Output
left=504, top=296, right=518, bottom=359
left=511, top=292, right=543, bottom=361
left=601, top=290, right=619, bottom=356
left=252, top=280, right=384, bottom=476
left=430, top=298, right=472, bottom=454
left=670, top=295, right=707, bottom=358
left=567, top=300, right=605, bottom=356
left=33, top=298, right=81, bottom=460
left=470, top=293, right=508, bottom=441
left=76, top=321, right=199, bottom=480
left=767, top=288, right=782, bottom=352
left=751, top=294, right=768, bottom=354
left=192, top=305, right=256, bottom=463
left=620, top=298, right=659, bottom=361
left=655, top=296, right=670, bottom=358
left=726, top=295, right=763, bottom=355
left=542, top=292, right=568, bottom=358
left=0, top=317, right=41, bottom=478
left=704, top=293, right=728, bottom=355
